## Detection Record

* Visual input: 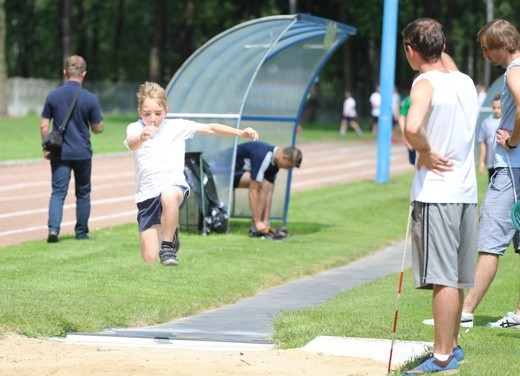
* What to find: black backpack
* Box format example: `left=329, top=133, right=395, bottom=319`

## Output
left=184, top=152, right=228, bottom=234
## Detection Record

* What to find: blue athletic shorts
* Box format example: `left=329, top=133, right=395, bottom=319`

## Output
left=136, top=186, right=190, bottom=232
left=478, top=168, right=520, bottom=255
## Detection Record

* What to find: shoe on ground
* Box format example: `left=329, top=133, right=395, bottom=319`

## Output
left=453, top=346, right=465, bottom=363
left=275, top=227, right=290, bottom=238
left=422, top=312, right=473, bottom=328
left=487, top=311, right=520, bottom=329
left=47, top=230, right=59, bottom=243
left=159, top=245, right=179, bottom=266
left=76, top=234, right=93, bottom=240
left=249, top=229, right=284, bottom=241
left=401, top=354, right=459, bottom=375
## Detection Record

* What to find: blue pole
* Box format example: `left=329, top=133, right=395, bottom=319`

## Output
left=376, top=0, right=399, bottom=184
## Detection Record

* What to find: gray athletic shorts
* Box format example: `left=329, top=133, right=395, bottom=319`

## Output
left=411, top=201, right=477, bottom=290
left=478, top=167, right=520, bottom=255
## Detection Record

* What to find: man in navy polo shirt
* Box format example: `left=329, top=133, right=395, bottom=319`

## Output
left=40, top=55, right=104, bottom=243
left=234, top=141, right=302, bottom=237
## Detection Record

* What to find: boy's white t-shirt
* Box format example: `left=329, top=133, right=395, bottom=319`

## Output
left=125, top=118, right=201, bottom=203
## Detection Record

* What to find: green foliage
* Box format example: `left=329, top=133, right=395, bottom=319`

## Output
left=4, top=0, right=520, bottom=114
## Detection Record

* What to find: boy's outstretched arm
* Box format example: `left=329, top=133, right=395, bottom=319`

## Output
left=197, top=123, right=259, bottom=141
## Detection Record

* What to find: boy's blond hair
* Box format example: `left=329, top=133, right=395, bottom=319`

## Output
left=137, top=81, right=167, bottom=111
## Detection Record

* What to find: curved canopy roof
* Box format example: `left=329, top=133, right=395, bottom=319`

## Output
left=165, top=14, right=357, bottom=229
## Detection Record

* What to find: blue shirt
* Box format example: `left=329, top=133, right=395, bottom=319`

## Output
left=494, top=57, right=520, bottom=168
left=41, top=81, right=103, bottom=160
left=235, top=141, right=279, bottom=183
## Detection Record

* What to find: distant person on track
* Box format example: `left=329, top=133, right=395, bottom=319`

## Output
left=124, top=82, right=258, bottom=266
left=339, top=91, right=364, bottom=137
left=369, top=85, right=381, bottom=135
left=40, top=55, right=104, bottom=243
left=477, top=94, right=502, bottom=182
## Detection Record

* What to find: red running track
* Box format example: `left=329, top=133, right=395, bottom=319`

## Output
left=0, top=140, right=412, bottom=247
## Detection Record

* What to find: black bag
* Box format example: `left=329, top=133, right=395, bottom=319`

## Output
left=42, top=88, right=82, bottom=152
left=184, top=152, right=229, bottom=234
left=42, top=130, right=64, bottom=152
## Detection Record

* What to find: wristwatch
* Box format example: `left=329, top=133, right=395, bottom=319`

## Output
left=506, top=139, right=518, bottom=149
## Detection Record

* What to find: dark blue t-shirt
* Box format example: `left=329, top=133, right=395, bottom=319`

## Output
left=235, top=141, right=279, bottom=184
left=41, top=81, right=102, bottom=160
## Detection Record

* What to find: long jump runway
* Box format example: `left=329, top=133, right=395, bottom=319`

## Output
left=2, top=139, right=420, bottom=363
left=0, top=139, right=412, bottom=248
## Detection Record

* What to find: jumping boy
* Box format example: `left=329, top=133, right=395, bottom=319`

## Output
left=124, top=82, right=258, bottom=266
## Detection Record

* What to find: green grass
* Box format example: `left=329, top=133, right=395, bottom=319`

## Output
left=0, top=114, right=373, bottom=162
left=272, top=173, right=519, bottom=376
left=0, top=113, right=135, bottom=161
left=0, top=174, right=412, bottom=337
left=1, top=115, right=514, bottom=375
left=273, top=248, right=519, bottom=375
left=298, top=118, right=374, bottom=142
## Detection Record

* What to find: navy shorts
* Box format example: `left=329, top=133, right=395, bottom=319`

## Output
left=136, top=186, right=190, bottom=232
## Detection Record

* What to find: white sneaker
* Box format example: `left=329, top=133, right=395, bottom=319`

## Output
left=422, top=312, right=474, bottom=328
left=487, top=312, right=520, bottom=329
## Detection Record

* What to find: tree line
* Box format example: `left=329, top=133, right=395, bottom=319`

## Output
left=1, top=0, right=520, bottom=117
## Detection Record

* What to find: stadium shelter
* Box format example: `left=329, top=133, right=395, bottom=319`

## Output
left=165, top=14, right=357, bottom=231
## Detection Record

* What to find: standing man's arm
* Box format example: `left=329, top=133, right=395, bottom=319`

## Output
left=479, top=142, right=488, bottom=174
left=404, top=78, right=453, bottom=175
left=40, top=117, right=51, bottom=140
left=441, top=52, right=458, bottom=71
left=40, top=117, right=51, bottom=160
left=91, top=120, right=104, bottom=134
left=500, top=67, right=520, bottom=148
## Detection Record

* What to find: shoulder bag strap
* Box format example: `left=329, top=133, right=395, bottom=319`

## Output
left=57, top=88, right=83, bottom=132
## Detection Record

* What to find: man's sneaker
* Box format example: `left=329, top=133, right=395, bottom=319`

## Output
left=159, top=245, right=179, bottom=266
left=47, top=230, right=59, bottom=243
left=422, top=312, right=473, bottom=328
left=487, top=312, right=520, bottom=329
left=249, top=229, right=284, bottom=241
left=453, top=346, right=465, bottom=363
left=275, top=227, right=290, bottom=238
left=402, top=355, right=459, bottom=375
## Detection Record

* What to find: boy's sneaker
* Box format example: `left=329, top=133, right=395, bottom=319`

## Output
left=402, top=355, right=459, bottom=375
left=487, top=312, right=520, bottom=329
left=422, top=312, right=473, bottom=328
left=453, top=346, right=465, bottom=363
left=159, top=245, right=179, bottom=266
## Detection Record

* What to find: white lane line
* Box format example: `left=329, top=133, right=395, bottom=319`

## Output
left=0, top=210, right=137, bottom=237
left=0, top=171, right=135, bottom=192
left=0, top=181, right=134, bottom=202
left=0, top=196, right=135, bottom=219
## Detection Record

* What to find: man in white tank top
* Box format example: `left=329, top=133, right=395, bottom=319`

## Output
left=401, top=18, right=478, bottom=375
